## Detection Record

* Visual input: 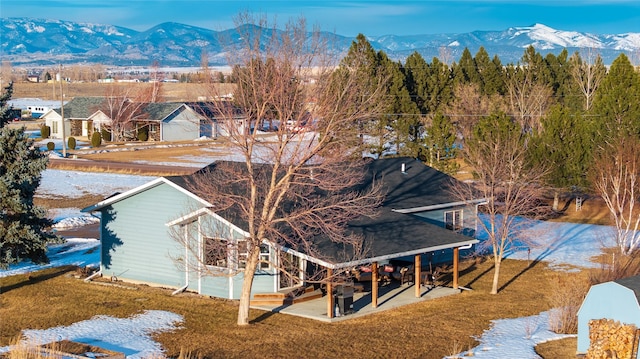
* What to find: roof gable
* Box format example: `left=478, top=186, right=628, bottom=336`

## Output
left=55, top=97, right=106, bottom=119
left=142, top=102, right=190, bottom=122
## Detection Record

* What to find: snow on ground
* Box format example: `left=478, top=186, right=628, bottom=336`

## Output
left=50, top=208, right=100, bottom=229
left=0, top=311, right=183, bottom=359
left=37, top=169, right=155, bottom=199
left=0, top=237, right=100, bottom=278
left=446, top=310, right=576, bottom=359
left=2, top=168, right=619, bottom=358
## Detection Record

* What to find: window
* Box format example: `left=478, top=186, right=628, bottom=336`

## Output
left=259, top=244, right=271, bottom=270
left=52, top=121, right=58, bottom=134
left=205, top=238, right=271, bottom=270
left=444, top=210, right=463, bottom=231
left=203, top=237, right=229, bottom=268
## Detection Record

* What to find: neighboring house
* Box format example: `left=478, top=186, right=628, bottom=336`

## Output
left=185, top=101, right=246, bottom=139
left=43, top=98, right=246, bottom=142
left=136, top=101, right=247, bottom=141
left=577, top=275, right=640, bottom=356
left=42, top=97, right=108, bottom=140
left=81, top=157, right=484, bottom=311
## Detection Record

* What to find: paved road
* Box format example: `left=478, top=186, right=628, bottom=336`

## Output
left=48, top=157, right=197, bottom=175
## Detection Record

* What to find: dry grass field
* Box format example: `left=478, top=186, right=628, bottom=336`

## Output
left=12, top=81, right=233, bottom=102
left=0, top=259, right=581, bottom=359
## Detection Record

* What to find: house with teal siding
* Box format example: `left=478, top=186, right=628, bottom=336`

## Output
left=82, top=157, right=485, bottom=302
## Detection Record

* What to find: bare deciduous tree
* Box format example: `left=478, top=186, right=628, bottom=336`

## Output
left=450, top=113, right=549, bottom=294
left=569, top=49, right=606, bottom=111
left=176, top=13, right=389, bottom=326
left=99, top=83, right=155, bottom=142
left=592, top=136, right=640, bottom=255
left=505, top=65, right=553, bottom=134
left=445, top=82, right=507, bottom=139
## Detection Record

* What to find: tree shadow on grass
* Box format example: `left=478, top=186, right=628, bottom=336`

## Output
left=460, top=258, right=493, bottom=290
left=0, top=265, right=76, bottom=294
left=498, top=259, right=543, bottom=293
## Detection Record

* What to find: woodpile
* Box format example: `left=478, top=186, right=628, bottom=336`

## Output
left=586, top=319, right=640, bottom=359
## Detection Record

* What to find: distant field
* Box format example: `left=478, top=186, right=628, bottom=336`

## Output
left=12, top=81, right=235, bottom=102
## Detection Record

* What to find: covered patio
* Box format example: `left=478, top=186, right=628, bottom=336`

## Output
left=251, top=280, right=464, bottom=323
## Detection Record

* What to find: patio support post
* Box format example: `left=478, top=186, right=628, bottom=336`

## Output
left=414, top=254, right=421, bottom=298
left=453, top=247, right=459, bottom=289
left=371, top=262, right=379, bottom=308
left=326, top=268, right=334, bottom=318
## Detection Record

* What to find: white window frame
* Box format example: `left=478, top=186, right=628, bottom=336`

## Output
left=444, top=209, right=463, bottom=231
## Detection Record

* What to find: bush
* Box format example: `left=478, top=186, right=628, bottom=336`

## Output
left=137, top=127, right=149, bottom=142
left=91, top=131, right=102, bottom=148
left=41, top=125, right=50, bottom=139
left=101, top=129, right=111, bottom=142
left=67, top=136, right=76, bottom=150
left=46, top=141, right=55, bottom=151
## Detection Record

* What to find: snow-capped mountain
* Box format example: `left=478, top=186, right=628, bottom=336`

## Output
left=1, top=18, right=638, bottom=67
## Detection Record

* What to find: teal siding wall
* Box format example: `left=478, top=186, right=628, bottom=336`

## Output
left=190, top=215, right=278, bottom=298
left=161, top=107, right=201, bottom=141
left=100, top=183, right=203, bottom=288
left=577, top=283, right=640, bottom=355
left=194, top=270, right=277, bottom=298
left=412, top=204, right=477, bottom=237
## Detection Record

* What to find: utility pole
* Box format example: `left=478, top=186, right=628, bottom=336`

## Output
left=59, top=64, right=66, bottom=158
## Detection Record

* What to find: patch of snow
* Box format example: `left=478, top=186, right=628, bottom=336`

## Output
left=0, top=238, right=100, bottom=278
left=0, top=311, right=183, bottom=359
left=447, top=310, right=575, bottom=359
left=50, top=208, right=100, bottom=229
left=36, top=169, right=155, bottom=198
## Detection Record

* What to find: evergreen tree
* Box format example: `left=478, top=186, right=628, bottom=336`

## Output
left=0, top=82, right=61, bottom=269
left=528, top=105, right=592, bottom=209
left=0, top=81, right=13, bottom=128
left=590, top=53, right=640, bottom=141
left=381, top=58, right=421, bottom=157
left=474, top=47, right=504, bottom=96
left=338, top=34, right=388, bottom=154
left=423, top=112, right=458, bottom=174
left=425, top=57, right=453, bottom=114
left=405, top=52, right=429, bottom=114
left=453, top=47, right=480, bottom=86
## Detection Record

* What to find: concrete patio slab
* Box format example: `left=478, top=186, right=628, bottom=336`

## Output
left=250, top=283, right=462, bottom=322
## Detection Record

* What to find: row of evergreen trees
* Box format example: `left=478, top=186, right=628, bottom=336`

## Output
left=344, top=34, right=640, bottom=194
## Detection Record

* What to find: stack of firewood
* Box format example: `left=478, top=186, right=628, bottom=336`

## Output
left=586, top=319, right=640, bottom=359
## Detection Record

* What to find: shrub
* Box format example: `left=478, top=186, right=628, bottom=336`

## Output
left=101, top=129, right=111, bottom=142
left=67, top=136, right=76, bottom=150
left=91, top=131, right=102, bottom=148
left=548, top=273, right=590, bottom=334
left=46, top=141, right=55, bottom=151
left=40, top=125, right=50, bottom=139
left=137, top=127, right=149, bottom=142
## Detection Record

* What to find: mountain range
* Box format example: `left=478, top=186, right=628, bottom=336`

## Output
left=1, top=17, right=639, bottom=67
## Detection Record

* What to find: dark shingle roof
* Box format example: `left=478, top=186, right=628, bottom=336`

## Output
left=166, top=157, right=478, bottom=266
left=141, top=102, right=185, bottom=122
left=615, top=275, right=640, bottom=304
left=54, top=97, right=105, bottom=118
left=363, top=157, right=460, bottom=209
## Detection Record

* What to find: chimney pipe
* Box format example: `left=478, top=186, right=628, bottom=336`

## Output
left=401, top=163, right=406, bottom=173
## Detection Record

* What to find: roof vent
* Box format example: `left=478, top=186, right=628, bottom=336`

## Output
left=401, top=163, right=406, bottom=174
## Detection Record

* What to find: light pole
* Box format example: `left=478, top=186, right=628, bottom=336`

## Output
left=59, top=64, right=66, bottom=158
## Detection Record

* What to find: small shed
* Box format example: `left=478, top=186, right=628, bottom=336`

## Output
left=577, top=275, right=640, bottom=356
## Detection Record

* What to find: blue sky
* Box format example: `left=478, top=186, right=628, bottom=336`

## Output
left=2, top=1, right=639, bottom=36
